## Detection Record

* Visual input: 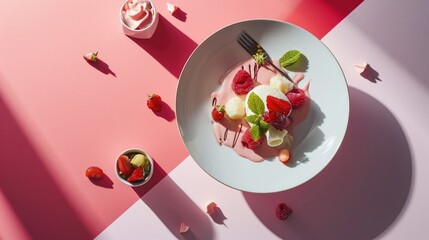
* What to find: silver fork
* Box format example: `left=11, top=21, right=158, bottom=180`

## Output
left=237, top=31, right=293, bottom=82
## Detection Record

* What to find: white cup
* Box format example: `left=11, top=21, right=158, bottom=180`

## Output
left=119, top=0, right=159, bottom=39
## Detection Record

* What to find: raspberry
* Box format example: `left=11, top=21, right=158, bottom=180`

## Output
left=262, top=111, right=291, bottom=130
left=261, top=111, right=277, bottom=123
left=275, top=203, right=292, bottom=220
left=286, top=88, right=306, bottom=108
left=241, top=129, right=265, bottom=149
left=231, top=70, right=254, bottom=95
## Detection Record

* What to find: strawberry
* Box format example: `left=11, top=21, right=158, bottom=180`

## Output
left=83, top=52, right=98, bottom=62
left=231, top=70, right=254, bottom=95
left=275, top=203, right=292, bottom=220
left=211, top=105, right=225, bottom=122
left=266, top=96, right=291, bottom=115
left=286, top=88, right=306, bottom=108
left=85, top=166, right=104, bottom=178
left=278, top=149, right=291, bottom=163
left=127, top=167, right=144, bottom=182
left=206, top=202, right=217, bottom=215
left=117, top=154, right=134, bottom=177
left=147, top=94, right=162, bottom=112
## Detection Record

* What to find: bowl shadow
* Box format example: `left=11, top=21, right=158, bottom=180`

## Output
left=133, top=161, right=214, bottom=239
left=129, top=14, right=197, bottom=79
left=242, top=87, right=413, bottom=239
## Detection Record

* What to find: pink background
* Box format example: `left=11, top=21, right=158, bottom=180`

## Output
left=1, top=0, right=427, bottom=239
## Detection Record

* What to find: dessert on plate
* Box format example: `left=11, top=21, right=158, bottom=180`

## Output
left=210, top=51, right=310, bottom=163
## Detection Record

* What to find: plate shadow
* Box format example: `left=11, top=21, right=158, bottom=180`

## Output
left=133, top=161, right=214, bottom=239
left=242, top=87, right=413, bottom=240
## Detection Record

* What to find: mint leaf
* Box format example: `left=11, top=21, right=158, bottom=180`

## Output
left=247, top=92, right=265, bottom=115
left=245, top=115, right=260, bottom=125
left=259, top=120, right=269, bottom=134
left=279, top=50, right=301, bottom=67
left=250, top=124, right=262, bottom=141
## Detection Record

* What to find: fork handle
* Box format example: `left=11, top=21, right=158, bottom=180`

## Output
left=266, top=60, right=293, bottom=83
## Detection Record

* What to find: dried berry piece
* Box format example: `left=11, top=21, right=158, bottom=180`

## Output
left=275, top=203, right=292, bottom=220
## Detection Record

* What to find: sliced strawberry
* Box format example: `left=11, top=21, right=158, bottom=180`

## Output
left=85, top=166, right=104, bottom=178
left=127, top=167, right=144, bottom=182
left=117, top=154, right=134, bottom=177
left=266, top=96, right=291, bottom=115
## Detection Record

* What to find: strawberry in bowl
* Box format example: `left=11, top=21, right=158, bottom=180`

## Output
left=115, top=148, right=154, bottom=187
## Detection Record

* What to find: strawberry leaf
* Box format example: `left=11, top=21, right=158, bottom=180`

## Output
left=247, top=92, right=265, bottom=115
left=280, top=50, right=301, bottom=67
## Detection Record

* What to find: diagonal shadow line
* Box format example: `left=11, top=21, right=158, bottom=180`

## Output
left=129, top=14, right=198, bottom=79
left=0, top=94, right=92, bottom=239
left=283, top=0, right=364, bottom=39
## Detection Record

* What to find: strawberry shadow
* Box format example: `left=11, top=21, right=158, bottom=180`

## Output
left=85, top=58, right=117, bottom=77
left=154, top=101, right=176, bottom=122
left=360, top=64, right=381, bottom=83
left=129, top=14, right=197, bottom=79
left=172, top=7, right=187, bottom=22
left=88, top=174, right=114, bottom=189
left=208, top=206, right=228, bottom=227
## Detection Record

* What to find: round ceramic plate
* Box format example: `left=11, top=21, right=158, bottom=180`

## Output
left=176, top=19, right=349, bottom=193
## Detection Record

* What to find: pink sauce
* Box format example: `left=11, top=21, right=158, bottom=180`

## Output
left=211, top=59, right=310, bottom=162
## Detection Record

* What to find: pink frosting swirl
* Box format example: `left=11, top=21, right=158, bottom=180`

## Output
left=121, top=0, right=153, bottom=30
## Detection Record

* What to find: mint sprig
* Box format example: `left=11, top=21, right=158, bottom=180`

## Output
left=279, top=50, right=301, bottom=67
left=246, top=93, right=268, bottom=141
left=247, top=92, right=264, bottom=115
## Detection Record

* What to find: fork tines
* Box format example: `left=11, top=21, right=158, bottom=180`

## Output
left=236, top=31, right=293, bottom=82
left=237, top=32, right=255, bottom=56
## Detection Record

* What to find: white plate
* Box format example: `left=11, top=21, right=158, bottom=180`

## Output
left=176, top=19, right=349, bottom=193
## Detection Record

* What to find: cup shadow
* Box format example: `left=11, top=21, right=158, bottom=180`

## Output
left=242, top=87, right=413, bottom=240
left=129, top=14, right=197, bottom=79
left=0, top=94, right=93, bottom=239
left=133, top=161, right=214, bottom=239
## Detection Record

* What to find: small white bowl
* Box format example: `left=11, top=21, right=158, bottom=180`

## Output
left=115, top=148, right=154, bottom=187
left=119, top=0, right=159, bottom=39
